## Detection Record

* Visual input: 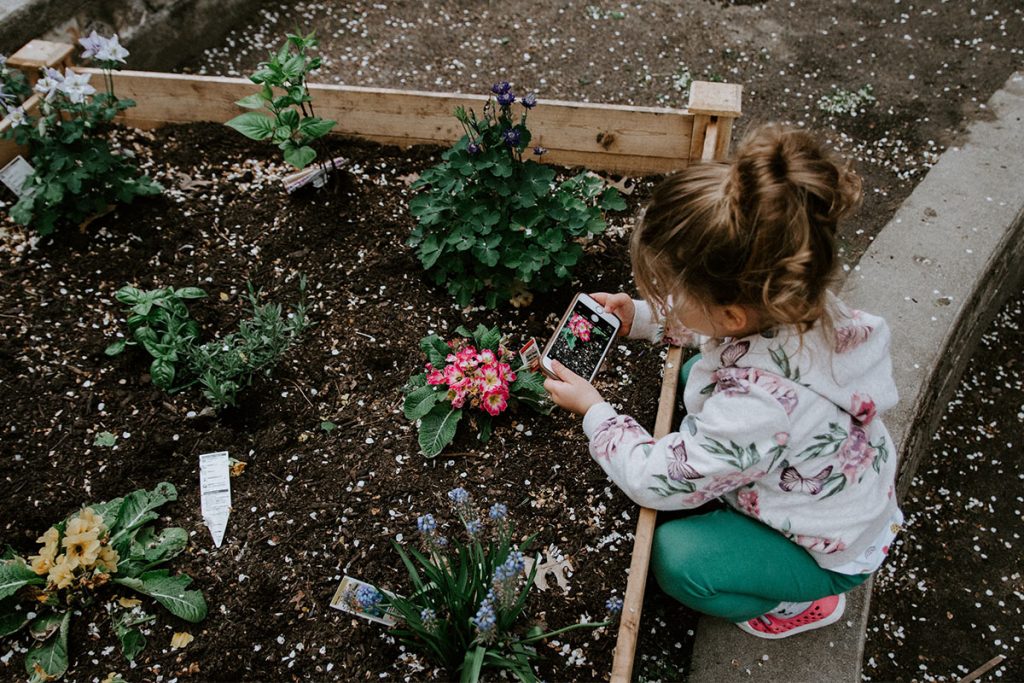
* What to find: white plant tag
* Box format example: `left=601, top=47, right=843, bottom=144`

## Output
left=0, top=155, right=35, bottom=197
left=330, top=575, right=399, bottom=626
left=199, top=451, right=231, bottom=547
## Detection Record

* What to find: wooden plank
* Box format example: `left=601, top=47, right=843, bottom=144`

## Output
left=688, top=81, right=743, bottom=118
left=610, top=344, right=684, bottom=683
left=81, top=69, right=697, bottom=175
left=0, top=94, right=40, bottom=167
left=714, top=116, right=734, bottom=160
left=688, top=114, right=710, bottom=167
left=610, top=117, right=731, bottom=683
left=8, top=40, right=74, bottom=86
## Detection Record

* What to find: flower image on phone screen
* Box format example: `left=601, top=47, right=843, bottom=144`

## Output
left=547, top=301, right=616, bottom=380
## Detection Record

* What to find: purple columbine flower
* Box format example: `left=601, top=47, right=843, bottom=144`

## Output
left=522, top=93, right=537, bottom=109
left=467, top=141, right=481, bottom=154
left=502, top=128, right=521, bottom=147
left=491, top=81, right=511, bottom=95
left=78, top=31, right=106, bottom=59
left=532, top=146, right=547, bottom=156
left=496, top=91, right=516, bottom=107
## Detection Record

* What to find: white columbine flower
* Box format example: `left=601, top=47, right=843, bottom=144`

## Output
left=95, top=34, right=129, bottom=64
left=33, top=67, right=64, bottom=101
left=59, top=69, right=96, bottom=104
left=79, top=30, right=106, bottom=59
left=6, top=106, right=27, bottom=127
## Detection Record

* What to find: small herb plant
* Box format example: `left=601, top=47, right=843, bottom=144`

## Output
left=408, top=82, right=626, bottom=308
left=0, top=54, right=32, bottom=104
left=817, top=85, right=876, bottom=117
left=0, top=483, right=207, bottom=682
left=404, top=324, right=548, bottom=457
left=1, top=33, right=161, bottom=236
left=106, top=278, right=309, bottom=410
left=226, top=31, right=337, bottom=171
left=371, top=488, right=617, bottom=682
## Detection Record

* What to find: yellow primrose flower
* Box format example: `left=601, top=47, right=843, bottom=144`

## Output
left=63, top=527, right=101, bottom=568
left=47, top=557, right=77, bottom=590
left=96, top=545, right=119, bottom=574
left=76, top=507, right=107, bottom=534
left=29, top=527, right=60, bottom=575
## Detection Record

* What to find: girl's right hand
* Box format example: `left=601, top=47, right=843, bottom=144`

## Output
left=591, top=292, right=634, bottom=337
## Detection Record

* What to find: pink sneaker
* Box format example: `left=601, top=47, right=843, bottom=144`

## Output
left=735, top=593, right=846, bottom=639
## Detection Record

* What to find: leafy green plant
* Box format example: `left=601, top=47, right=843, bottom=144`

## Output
left=0, top=54, right=32, bottom=104
left=407, top=82, right=626, bottom=308
left=0, top=483, right=206, bottom=682
left=817, top=84, right=876, bottom=117
left=226, top=31, right=337, bottom=171
left=103, top=285, right=206, bottom=390
left=373, top=488, right=616, bottom=682
left=1, top=34, right=161, bottom=236
left=106, top=278, right=309, bottom=409
left=404, top=324, right=549, bottom=457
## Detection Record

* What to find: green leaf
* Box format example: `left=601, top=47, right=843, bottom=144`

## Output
left=320, top=420, right=336, bottom=432
left=419, top=335, right=450, bottom=367
left=105, top=339, right=127, bottom=356
left=478, top=326, right=501, bottom=353
left=600, top=187, right=627, bottom=211
left=150, top=357, right=176, bottom=390
left=460, top=645, right=486, bottom=683
left=29, top=612, right=64, bottom=642
left=173, top=287, right=207, bottom=300
left=0, top=598, right=30, bottom=637
left=418, top=405, right=462, bottom=457
left=133, top=527, right=189, bottom=572
left=298, top=117, right=336, bottom=139
left=115, top=286, right=144, bottom=305
left=115, top=621, right=146, bottom=662
left=404, top=384, right=443, bottom=421
left=109, top=482, right=178, bottom=554
left=0, top=558, right=44, bottom=600
left=114, top=570, right=207, bottom=623
left=225, top=112, right=276, bottom=141
left=283, top=144, right=317, bottom=169
left=94, top=431, right=117, bottom=448
left=234, top=93, right=266, bottom=109
left=25, top=611, right=69, bottom=683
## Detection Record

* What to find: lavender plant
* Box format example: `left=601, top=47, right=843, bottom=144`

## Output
left=0, top=483, right=206, bottom=682
left=226, top=31, right=337, bottom=172
left=378, top=488, right=617, bottom=682
left=1, top=33, right=161, bottom=236
left=408, top=82, right=626, bottom=308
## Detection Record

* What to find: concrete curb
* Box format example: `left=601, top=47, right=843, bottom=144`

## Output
left=688, top=70, right=1024, bottom=682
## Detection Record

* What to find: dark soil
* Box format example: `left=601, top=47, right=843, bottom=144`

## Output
left=863, top=290, right=1024, bottom=682
left=0, top=122, right=695, bottom=681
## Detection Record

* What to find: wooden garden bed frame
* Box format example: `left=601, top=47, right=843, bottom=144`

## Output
left=0, top=40, right=741, bottom=682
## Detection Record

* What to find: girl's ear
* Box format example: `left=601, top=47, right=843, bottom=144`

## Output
left=717, top=305, right=758, bottom=337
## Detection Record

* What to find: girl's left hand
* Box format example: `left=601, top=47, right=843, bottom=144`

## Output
left=543, top=360, right=605, bottom=416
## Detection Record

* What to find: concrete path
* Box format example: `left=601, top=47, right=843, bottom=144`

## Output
left=688, top=70, right=1024, bottom=682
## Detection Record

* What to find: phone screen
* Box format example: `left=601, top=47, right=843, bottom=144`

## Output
left=547, top=300, right=617, bottom=380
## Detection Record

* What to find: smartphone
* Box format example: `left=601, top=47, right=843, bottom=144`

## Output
left=541, top=293, right=621, bottom=382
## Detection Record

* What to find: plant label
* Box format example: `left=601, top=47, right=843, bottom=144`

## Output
left=0, top=155, right=35, bottom=197
left=199, top=451, right=231, bottom=548
left=329, top=575, right=399, bottom=626
left=519, top=337, right=541, bottom=372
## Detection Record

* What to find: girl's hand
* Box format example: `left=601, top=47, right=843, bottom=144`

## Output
left=543, top=360, right=605, bottom=416
left=591, top=292, right=634, bottom=337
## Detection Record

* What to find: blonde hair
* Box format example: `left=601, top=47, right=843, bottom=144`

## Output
left=631, top=124, right=861, bottom=334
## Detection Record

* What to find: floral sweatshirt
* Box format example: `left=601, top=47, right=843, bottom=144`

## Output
left=582, top=296, right=902, bottom=571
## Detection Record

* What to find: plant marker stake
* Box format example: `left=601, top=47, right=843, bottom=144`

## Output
left=609, top=344, right=683, bottom=681
left=959, top=654, right=1007, bottom=683
left=199, top=451, right=231, bottom=547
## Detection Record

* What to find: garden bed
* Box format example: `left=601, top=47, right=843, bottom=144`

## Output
left=0, top=121, right=700, bottom=681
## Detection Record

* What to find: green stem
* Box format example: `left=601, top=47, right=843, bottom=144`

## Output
left=518, top=619, right=612, bottom=644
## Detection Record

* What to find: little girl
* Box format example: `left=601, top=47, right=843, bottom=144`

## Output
left=544, top=124, right=902, bottom=639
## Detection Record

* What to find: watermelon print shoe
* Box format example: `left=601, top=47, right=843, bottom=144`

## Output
left=735, top=593, right=846, bottom=639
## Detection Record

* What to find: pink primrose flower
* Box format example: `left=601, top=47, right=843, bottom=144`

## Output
left=836, top=425, right=876, bottom=483
left=568, top=313, right=594, bottom=342
left=478, top=349, right=496, bottom=364
left=850, top=392, right=877, bottom=426
left=444, top=364, right=465, bottom=386
left=480, top=365, right=503, bottom=392
left=426, top=367, right=446, bottom=385
left=482, top=388, right=509, bottom=416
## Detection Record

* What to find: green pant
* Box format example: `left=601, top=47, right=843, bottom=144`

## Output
left=655, top=353, right=868, bottom=622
